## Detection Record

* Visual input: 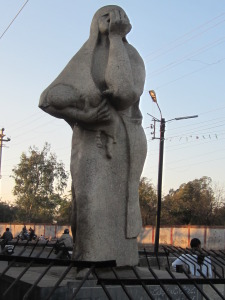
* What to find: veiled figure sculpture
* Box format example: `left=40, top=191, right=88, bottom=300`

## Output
left=39, top=5, right=147, bottom=266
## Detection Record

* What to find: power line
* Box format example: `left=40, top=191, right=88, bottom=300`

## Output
left=148, top=36, right=225, bottom=77
left=144, top=12, right=225, bottom=62
left=151, top=57, right=225, bottom=91
left=146, top=19, right=225, bottom=64
left=166, top=122, right=225, bottom=139
left=164, top=147, right=225, bottom=166
left=145, top=107, right=225, bottom=139
left=0, top=0, right=29, bottom=41
left=12, top=119, right=60, bottom=140
left=166, top=155, right=225, bottom=171
left=164, top=115, right=225, bottom=132
left=146, top=134, right=225, bottom=155
left=163, top=135, right=225, bottom=153
left=7, top=112, right=40, bottom=128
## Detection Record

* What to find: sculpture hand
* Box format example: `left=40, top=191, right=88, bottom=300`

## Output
left=109, top=9, right=131, bottom=37
left=102, top=89, right=113, bottom=98
left=81, top=99, right=110, bottom=124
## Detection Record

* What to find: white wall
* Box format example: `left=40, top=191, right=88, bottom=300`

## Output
left=1, top=224, right=225, bottom=249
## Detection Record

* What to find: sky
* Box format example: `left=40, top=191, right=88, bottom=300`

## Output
left=0, top=0, right=225, bottom=203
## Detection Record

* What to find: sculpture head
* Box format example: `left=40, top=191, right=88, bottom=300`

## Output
left=90, top=5, right=131, bottom=40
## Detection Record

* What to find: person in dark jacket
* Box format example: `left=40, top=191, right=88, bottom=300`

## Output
left=29, top=227, right=35, bottom=241
left=1, top=228, right=13, bottom=250
left=2, top=228, right=13, bottom=241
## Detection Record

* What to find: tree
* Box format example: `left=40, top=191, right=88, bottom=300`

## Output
left=55, top=194, right=72, bottom=225
left=213, top=205, right=225, bottom=225
left=12, top=143, right=69, bottom=223
left=139, top=177, right=157, bottom=225
left=0, top=200, right=17, bottom=223
left=161, top=176, right=216, bottom=225
left=211, top=184, right=225, bottom=225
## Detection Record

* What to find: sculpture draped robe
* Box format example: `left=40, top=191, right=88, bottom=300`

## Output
left=39, top=5, right=147, bottom=266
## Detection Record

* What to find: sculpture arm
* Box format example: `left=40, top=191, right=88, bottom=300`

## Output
left=105, top=9, right=145, bottom=110
left=39, top=88, right=110, bottom=124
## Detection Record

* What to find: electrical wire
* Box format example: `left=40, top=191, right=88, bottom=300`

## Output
left=1, top=4, right=225, bottom=194
left=166, top=155, right=225, bottom=171
left=164, top=115, right=225, bottom=132
left=151, top=57, right=225, bottom=90
left=148, top=135, right=225, bottom=155
left=148, top=36, right=225, bottom=77
left=144, top=12, right=225, bottom=61
left=0, top=0, right=30, bottom=41
left=166, top=122, right=225, bottom=139
left=145, top=115, right=225, bottom=141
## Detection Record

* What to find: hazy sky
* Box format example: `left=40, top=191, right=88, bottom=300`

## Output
left=1, top=0, right=225, bottom=203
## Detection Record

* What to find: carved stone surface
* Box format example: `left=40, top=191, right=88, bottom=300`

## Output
left=39, top=5, right=147, bottom=266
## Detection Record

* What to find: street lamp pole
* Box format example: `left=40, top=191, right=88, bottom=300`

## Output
left=149, top=90, right=164, bottom=254
left=154, top=117, right=165, bottom=254
left=149, top=90, right=198, bottom=254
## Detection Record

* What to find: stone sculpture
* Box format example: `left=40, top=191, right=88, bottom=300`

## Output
left=39, top=5, right=147, bottom=266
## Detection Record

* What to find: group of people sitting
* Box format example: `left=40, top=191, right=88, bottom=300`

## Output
left=0, top=227, right=212, bottom=277
left=21, top=225, right=36, bottom=240
left=0, top=227, right=73, bottom=250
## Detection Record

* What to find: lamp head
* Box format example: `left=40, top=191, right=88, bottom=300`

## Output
left=149, top=90, right=157, bottom=103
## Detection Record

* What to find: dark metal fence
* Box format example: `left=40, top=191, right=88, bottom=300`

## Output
left=0, top=239, right=224, bottom=300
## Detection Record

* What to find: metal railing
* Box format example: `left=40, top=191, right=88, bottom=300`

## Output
left=0, top=240, right=224, bottom=300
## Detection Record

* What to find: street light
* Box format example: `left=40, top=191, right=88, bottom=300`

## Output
left=149, top=90, right=162, bottom=119
left=149, top=91, right=165, bottom=255
left=149, top=90, right=157, bottom=102
left=149, top=90, right=198, bottom=254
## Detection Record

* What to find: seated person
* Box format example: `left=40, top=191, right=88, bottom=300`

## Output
left=1, top=228, right=13, bottom=250
left=172, top=238, right=212, bottom=277
left=21, top=225, right=29, bottom=239
left=2, top=228, right=13, bottom=241
left=29, top=227, right=35, bottom=241
left=58, top=228, right=73, bottom=248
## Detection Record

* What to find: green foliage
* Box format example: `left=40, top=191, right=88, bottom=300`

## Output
left=55, top=196, right=72, bottom=225
left=139, top=177, right=157, bottom=225
left=12, top=143, right=69, bottom=223
left=213, top=205, right=225, bottom=225
left=139, top=176, right=225, bottom=226
left=0, top=200, right=17, bottom=222
left=161, top=176, right=218, bottom=225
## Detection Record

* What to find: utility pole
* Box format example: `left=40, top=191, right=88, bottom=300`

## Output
left=149, top=90, right=198, bottom=255
left=0, top=128, right=11, bottom=179
left=154, top=117, right=165, bottom=254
